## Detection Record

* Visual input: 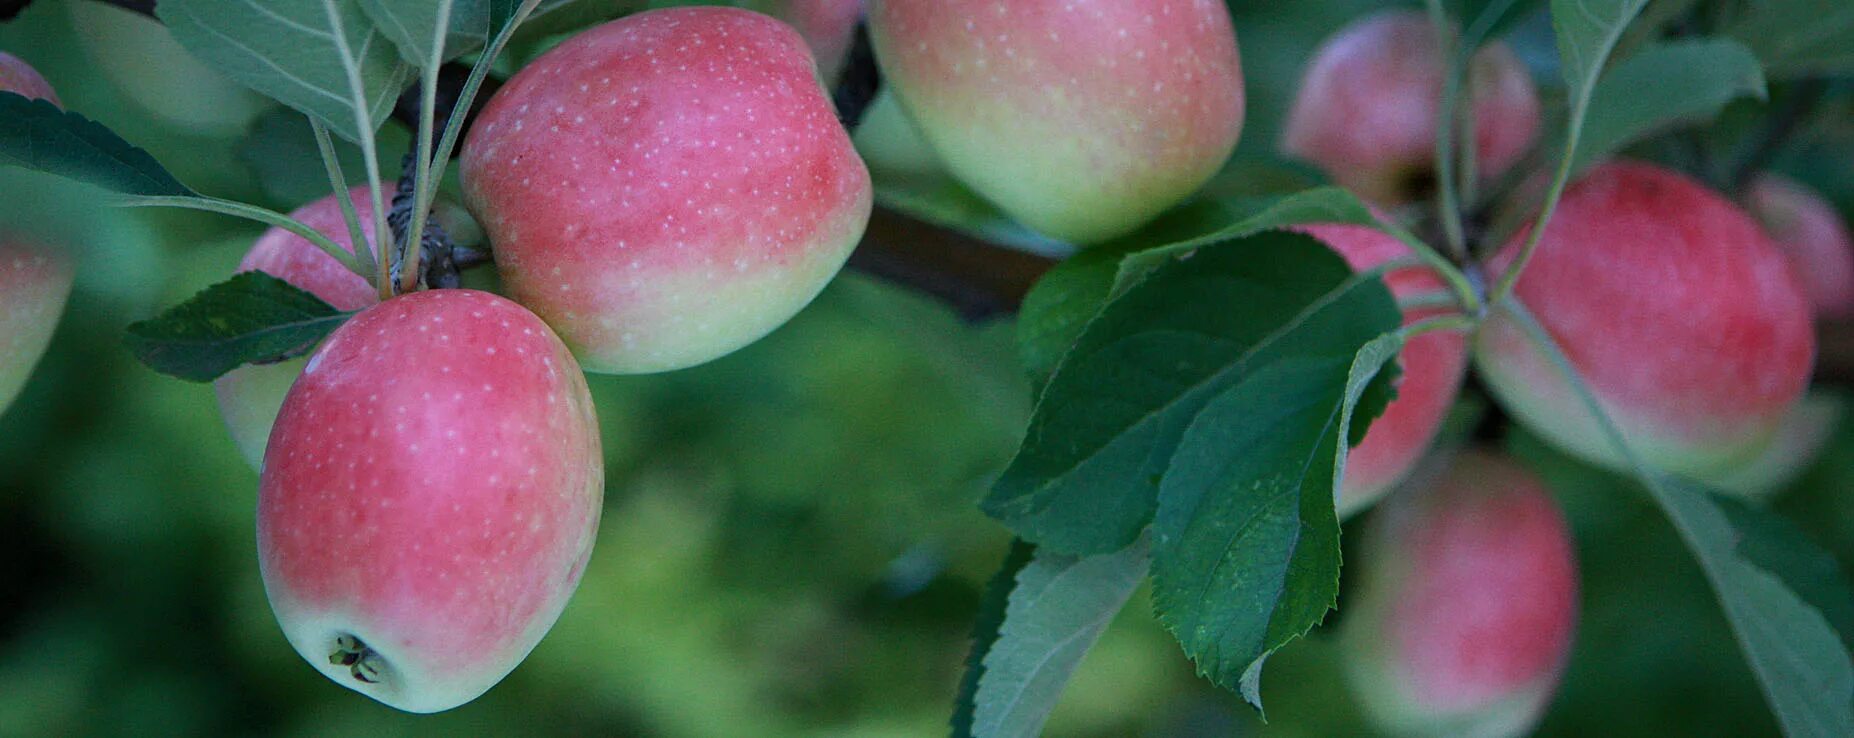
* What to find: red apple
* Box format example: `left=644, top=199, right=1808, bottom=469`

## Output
left=0, top=52, right=72, bottom=417
left=1477, top=161, right=1816, bottom=478
left=259, top=289, right=603, bottom=713
left=867, top=0, right=1245, bottom=244
left=1747, top=173, right=1854, bottom=318
left=214, top=187, right=380, bottom=467
left=1282, top=10, right=1540, bottom=206
left=1299, top=224, right=1468, bottom=517
left=1343, top=451, right=1578, bottom=738
left=461, top=7, right=872, bottom=374
left=769, top=0, right=864, bottom=81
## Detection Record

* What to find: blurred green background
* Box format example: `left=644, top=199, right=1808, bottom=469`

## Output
left=3, top=1, right=1853, bottom=736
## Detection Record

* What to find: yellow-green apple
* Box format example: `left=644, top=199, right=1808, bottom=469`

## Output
left=1283, top=10, right=1539, bottom=206
left=1343, top=451, right=1578, bottom=738
left=1300, top=224, right=1468, bottom=516
left=461, top=7, right=872, bottom=374
left=213, top=187, right=380, bottom=468
left=1477, top=161, right=1816, bottom=478
left=867, top=0, right=1245, bottom=244
left=258, top=289, right=603, bottom=713
left=0, top=52, right=73, bottom=417
left=1747, top=173, right=1854, bottom=318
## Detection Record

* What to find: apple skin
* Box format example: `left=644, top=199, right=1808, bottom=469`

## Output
left=1282, top=10, right=1540, bottom=206
left=213, top=187, right=381, bottom=468
left=867, top=0, right=1244, bottom=245
left=461, top=7, right=873, bottom=374
left=768, top=0, right=865, bottom=81
left=1343, top=451, right=1578, bottom=738
left=259, top=289, right=603, bottom=713
left=1477, top=161, right=1816, bottom=479
left=1708, top=391, right=1843, bottom=499
left=0, top=50, right=60, bottom=106
left=0, top=53, right=72, bottom=418
left=1299, top=225, right=1467, bottom=517
left=0, top=238, right=74, bottom=417
left=1747, top=173, right=1854, bottom=318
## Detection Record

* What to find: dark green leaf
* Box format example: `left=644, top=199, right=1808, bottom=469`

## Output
left=157, top=0, right=412, bottom=144
left=1571, top=39, right=1766, bottom=175
left=361, top=0, right=499, bottom=64
left=1551, top=0, right=1653, bottom=98
left=1152, top=332, right=1402, bottom=712
left=1717, top=496, right=1854, bottom=653
left=235, top=108, right=409, bottom=210
left=1728, top=0, right=1854, bottom=78
left=0, top=93, right=192, bottom=197
left=985, top=231, right=1402, bottom=555
left=1015, top=188, right=1382, bottom=386
left=124, top=272, right=358, bottom=382
left=963, top=538, right=1149, bottom=738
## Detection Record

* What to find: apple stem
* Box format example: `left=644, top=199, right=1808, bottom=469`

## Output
left=388, top=154, right=470, bottom=291
left=329, top=634, right=385, bottom=685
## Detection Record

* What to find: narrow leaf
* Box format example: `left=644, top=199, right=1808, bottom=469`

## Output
left=966, top=537, right=1150, bottom=738
left=986, top=232, right=1401, bottom=555
left=124, top=272, right=357, bottom=382
left=158, top=0, right=412, bottom=144
left=951, top=539, right=1036, bottom=738
left=1571, top=39, right=1767, bottom=175
left=1728, top=0, right=1854, bottom=78
left=1502, top=298, right=1854, bottom=737
left=1551, top=0, right=1653, bottom=101
left=360, top=0, right=493, bottom=65
left=1151, top=333, right=1401, bottom=711
left=0, top=93, right=193, bottom=197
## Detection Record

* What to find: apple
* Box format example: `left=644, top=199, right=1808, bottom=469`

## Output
left=1299, top=224, right=1468, bottom=517
left=66, top=1, right=272, bottom=136
left=1343, top=451, right=1578, bottom=738
left=866, top=0, right=1245, bottom=245
left=1708, top=391, right=1843, bottom=499
left=1747, top=173, right=1854, bottom=318
left=461, top=7, right=873, bottom=374
left=1477, top=161, right=1816, bottom=479
left=0, top=52, right=73, bottom=418
left=259, top=289, right=603, bottom=713
left=767, top=0, right=865, bottom=82
left=0, top=50, right=60, bottom=106
left=213, top=187, right=381, bottom=468
left=1282, top=10, right=1540, bottom=206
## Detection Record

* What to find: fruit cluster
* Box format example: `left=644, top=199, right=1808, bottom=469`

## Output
left=3, top=1, right=1848, bottom=731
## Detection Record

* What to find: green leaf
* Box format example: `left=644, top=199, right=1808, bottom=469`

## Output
left=985, top=231, right=1402, bottom=556
left=157, top=0, right=412, bottom=144
left=1571, top=39, right=1767, bottom=175
left=235, top=108, right=410, bottom=209
left=950, top=539, right=1036, bottom=738
left=123, top=272, right=358, bottom=383
left=1551, top=0, right=1653, bottom=99
left=1015, top=189, right=1382, bottom=385
left=361, top=0, right=496, bottom=65
left=1647, top=478, right=1854, bottom=738
left=1151, top=332, right=1402, bottom=711
left=962, top=537, right=1150, bottom=738
left=1728, top=0, right=1854, bottom=78
left=0, top=93, right=193, bottom=197
left=1717, top=496, right=1854, bottom=653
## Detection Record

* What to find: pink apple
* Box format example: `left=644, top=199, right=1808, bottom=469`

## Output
left=1299, top=224, right=1468, bottom=517
left=1477, top=161, right=1816, bottom=478
left=768, top=0, right=864, bottom=81
left=0, top=50, right=60, bottom=106
left=0, top=237, right=73, bottom=416
left=461, top=7, right=872, bottom=374
left=1282, top=10, right=1540, bottom=206
left=259, top=289, right=603, bottom=713
left=0, top=52, right=72, bottom=418
left=1747, top=173, right=1854, bottom=318
left=1708, top=391, right=1843, bottom=499
left=214, top=187, right=380, bottom=467
left=1343, top=451, right=1578, bottom=738
left=867, top=0, right=1245, bottom=244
